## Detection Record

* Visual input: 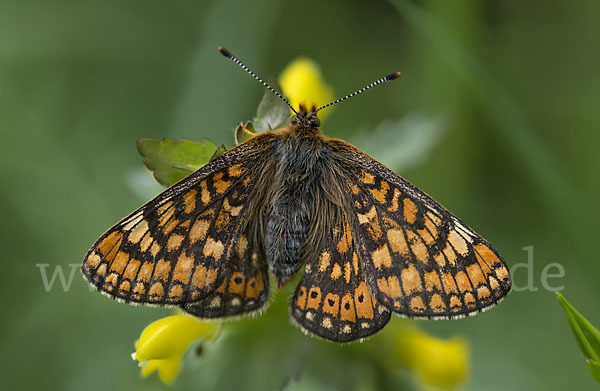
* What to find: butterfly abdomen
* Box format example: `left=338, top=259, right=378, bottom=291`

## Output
left=265, top=133, right=331, bottom=287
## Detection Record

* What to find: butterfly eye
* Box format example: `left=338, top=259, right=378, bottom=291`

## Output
left=310, top=116, right=320, bottom=129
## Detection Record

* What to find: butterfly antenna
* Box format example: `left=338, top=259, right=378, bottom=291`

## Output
left=314, top=71, right=402, bottom=114
left=218, top=46, right=298, bottom=115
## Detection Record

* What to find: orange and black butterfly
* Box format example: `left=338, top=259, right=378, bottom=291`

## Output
left=82, top=47, right=511, bottom=342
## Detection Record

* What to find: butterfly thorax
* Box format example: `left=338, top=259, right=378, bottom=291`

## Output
left=264, top=122, right=333, bottom=288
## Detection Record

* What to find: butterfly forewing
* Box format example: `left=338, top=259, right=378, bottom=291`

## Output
left=332, top=141, right=511, bottom=318
left=82, top=141, right=269, bottom=310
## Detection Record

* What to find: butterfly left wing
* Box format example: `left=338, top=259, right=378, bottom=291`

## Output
left=181, top=232, right=269, bottom=318
left=82, top=140, right=269, bottom=308
left=330, top=140, right=511, bottom=319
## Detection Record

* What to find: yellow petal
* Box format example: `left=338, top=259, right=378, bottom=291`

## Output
left=396, top=328, right=470, bottom=388
left=279, top=57, right=335, bottom=121
left=140, top=355, right=183, bottom=385
left=134, top=314, right=217, bottom=361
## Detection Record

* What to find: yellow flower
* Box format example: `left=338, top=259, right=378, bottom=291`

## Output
left=133, top=314, right=220, bottom=385
left=279, top=57, right=335, bottom=121
left=395, top=327, right=470, bottom=389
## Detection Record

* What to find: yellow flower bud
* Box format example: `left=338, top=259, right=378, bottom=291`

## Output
left=395, top=328, right=470, bottom=389
left=279, top=57, right=335, bottom=121
left=133, top=314, right=220, bottom=384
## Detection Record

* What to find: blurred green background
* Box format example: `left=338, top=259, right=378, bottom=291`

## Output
left=1, top=0, right=599, bottom=389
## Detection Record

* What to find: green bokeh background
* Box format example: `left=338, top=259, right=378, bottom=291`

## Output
left=1, top=0, right=599, bottom=389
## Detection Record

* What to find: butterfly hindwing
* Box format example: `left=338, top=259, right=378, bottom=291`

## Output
left=331, top=141, right=511, bottom=318
left=182, top=232, right=269, bottom=318
left=291, top=221, right=391, bottom=342
left=82, top=141, right=267, bottom=308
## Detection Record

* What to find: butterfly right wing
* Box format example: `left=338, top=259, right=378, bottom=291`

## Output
left=328, top=140, right=511, bottom=319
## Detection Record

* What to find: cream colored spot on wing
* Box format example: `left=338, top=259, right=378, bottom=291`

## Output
left=158, top=203, right=175, bottom=226
left=190, top=218, right=210, bottom=244
left=388, top=188, right=402, bottom=212
left=372, top=245, right=392, bottom=269
left=128, top=220, right=149, bottom=244
left=430, top=294, right=446, bottom=312
left=86, top=252, right=101, bottom=268
left=203, top=237, right=225, bottom=260
left=357, top=205, right=377, bottom=225
left=477, top=285, right=491, bottom=299
left=191, top=265, right=217, bottom=289
left=123, top=212, right=144, bottom=231
left=173, top=253, right=194, bottom=284
left=319, top=250, right=331, bottom=272
left=489, top=276, right=500, bottom=290
left=448, top=230, right=469, bottom=257
left=406, top=230, right=429, bottom=264
left=123, top=259, right=140, bottom=280
left=424, top=271, right=441, bottom=292
left=167, top=234, right=184, bottom=251
left=454, top=220, right=474, bottom=243
left=409, top=296, right=425, bottom=312
left=152, top=259, right=171, bottom=282
left=109, top=251, right=129, bottom=274
left=140, top=234, right=153, bottom=252
left=236, top=235, right=248, bottom=258
left=495, top=266, right=509, bottom=281
left=150, top=242, right=161, bottom=257
left=401, top=264, right=422, bottom=295
left=149, top=282, right=165, bottom=300
left=168, top=285, right=183, bottom=301
left=223, top=197, right=243, bottom=216
left=387, top=228, right=409, bottom=256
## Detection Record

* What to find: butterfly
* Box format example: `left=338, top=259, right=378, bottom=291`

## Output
left=82, top=47, right=511, bottom=343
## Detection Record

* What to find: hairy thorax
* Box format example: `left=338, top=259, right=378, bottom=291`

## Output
left=260, top=127, right=343, bottom=288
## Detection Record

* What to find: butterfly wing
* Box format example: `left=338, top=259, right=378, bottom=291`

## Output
left=181, top=232, right=269, bottom=318
left=82, top=138, right=271, bottom=313
left=331, top=140, right=511, bottom=318
left=291, top=220, right=391, bottom=342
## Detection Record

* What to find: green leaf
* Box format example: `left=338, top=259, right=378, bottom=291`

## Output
left=557, top=293, right=600, bottom=385
left=252, top=84, right=291, bottom=133
left=588, top=360, right=600, bottom=384
left=234, top=121, right=256, bottom=145
left=137, top=138, right=226, bottom=187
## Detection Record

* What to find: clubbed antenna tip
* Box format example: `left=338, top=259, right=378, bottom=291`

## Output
left=387, top=71, right=402, bottom=81
left=218, top=46, right=232, bottom=58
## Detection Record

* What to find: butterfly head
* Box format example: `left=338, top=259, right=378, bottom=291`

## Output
left=291, top=103, right=321, bottom=130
